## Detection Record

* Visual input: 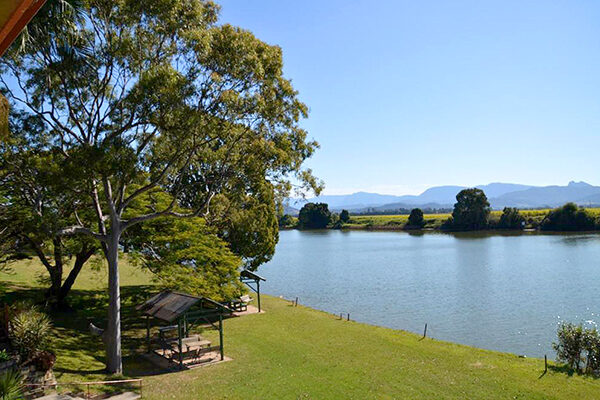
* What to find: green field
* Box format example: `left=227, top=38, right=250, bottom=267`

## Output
left=1, top=259, right=600, bottom=399
left=343, top=208, right=600, bottom=230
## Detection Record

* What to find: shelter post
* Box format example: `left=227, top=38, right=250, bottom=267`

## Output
left=145, top=315, right=150, bottom=353
left=219, top=313, right=224, bottom=361
left=177, top=318, right=183, bottom=369
left=257, top=280, right=261, bottom=312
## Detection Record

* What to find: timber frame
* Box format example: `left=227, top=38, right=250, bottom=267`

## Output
left=136, top=291, right=232, bottom=370
left=240, top=269, right=266, bottom=312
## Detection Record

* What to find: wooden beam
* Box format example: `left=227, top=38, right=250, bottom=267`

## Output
left=0, top=0, right=48, bottom=57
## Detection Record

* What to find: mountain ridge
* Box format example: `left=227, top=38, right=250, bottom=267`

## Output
left=286, top=181, right=600, bottom=214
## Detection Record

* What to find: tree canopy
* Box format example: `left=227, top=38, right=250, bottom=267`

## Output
left=129, top=217, right=244, bottom=302
left=540, top=203, right=596, bottom=231
left=407, top=208, right=425, bottom=228
left=298, top=203, right=331, bottom=229
left=497, top=207, right=525, bottom=230
left=449, top=188, right=490, bottom=231
left=339, top=209, right=350, bottom=224
left=0, top=0, right=320, bottom=373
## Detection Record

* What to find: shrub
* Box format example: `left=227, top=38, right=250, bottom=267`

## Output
left=9, top=307, right=52, bottom=360
left=297, top=203, right=331, bottom=229
left=0, top=369, right=23, bottom=400
left=497, top=207, right=525, bottom=229
left=541, top=203, right=596, bottom=231
left=406, top=208, right=425, bottom=228
left=278, top=214, right=295, bottom=228
left=0, top=350, right=10, bottom=363
left=553, top=322, right=600, bottom=374
left=339, top=210, right=350, bottom=223
left=30, top=350, right=56, bottom=371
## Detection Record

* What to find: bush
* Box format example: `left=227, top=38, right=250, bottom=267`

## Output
left=497, top=207, right=525, bottom=229
left=339, top=209, right=350, bottom=223
left=0, top=369, right=23, bottom=400
left=553, top=322, right=600, bottom=374
left=406, top=208, right=425, bottom=229
left=297, top=203, right=331, bottom=229
left=541, top=203, right=596, bottom=231
left=30, top=350, right=56, bottom=371
left=9, top=307, right=52, bottom=360
left=0, top=350, right=10, bottom=363
left=278, top=214, right=295, bottom=228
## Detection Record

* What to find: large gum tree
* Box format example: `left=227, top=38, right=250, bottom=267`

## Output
left=0, top=0, right=320, bottom=373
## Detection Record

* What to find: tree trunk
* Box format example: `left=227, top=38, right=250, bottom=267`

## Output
left=57, top=247, right=95, bottom=304
left=46, top=269, right=62, bottom=300
left=104, top=232, right=122, bottom=374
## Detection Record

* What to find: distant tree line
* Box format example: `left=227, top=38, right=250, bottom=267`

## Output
left=279, top=189, right=600, bottom=232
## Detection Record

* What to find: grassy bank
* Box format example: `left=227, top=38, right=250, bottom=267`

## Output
left=1, top=260, right=599, bottom=399
left=313, top=208, right=600, bottom=231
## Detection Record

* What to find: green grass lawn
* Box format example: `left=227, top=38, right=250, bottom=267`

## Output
left=1, top=259, right=599, bottom=399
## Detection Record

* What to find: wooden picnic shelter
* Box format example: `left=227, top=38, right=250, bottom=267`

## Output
left=136, top=291, right=232, bottom=369
left=240, top=269, right=265, bottom=312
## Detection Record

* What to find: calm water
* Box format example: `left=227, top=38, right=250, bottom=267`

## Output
left=261, top=230, right=600, bottom=357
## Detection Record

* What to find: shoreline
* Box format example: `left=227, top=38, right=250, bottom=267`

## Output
left=282, top=226, right=600, bottom=235
left=265, top=294, right=545, bottom=360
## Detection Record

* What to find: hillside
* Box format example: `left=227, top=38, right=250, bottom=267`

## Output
left=289, top=181, right=600, bottom=212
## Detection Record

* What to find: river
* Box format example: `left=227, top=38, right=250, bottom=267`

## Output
left=260, top=229, right=600, bottom=357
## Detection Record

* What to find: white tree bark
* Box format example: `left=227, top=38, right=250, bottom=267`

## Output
left=104, top=230, right=122, bottom=374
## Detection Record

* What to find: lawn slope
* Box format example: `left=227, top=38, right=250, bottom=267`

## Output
left=1, top=260, right=599, bottom=399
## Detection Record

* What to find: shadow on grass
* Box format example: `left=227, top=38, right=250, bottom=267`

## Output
left=0, top=285, right=173, bottom=380
left=545, top=364, right=599, bottom=379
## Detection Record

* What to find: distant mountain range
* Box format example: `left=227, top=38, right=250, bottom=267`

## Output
left=285, top=181, right=600, bottom=214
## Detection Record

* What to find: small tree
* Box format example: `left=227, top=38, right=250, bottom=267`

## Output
left=450, top=188, right=490, bottom=230
left=553, top=322, right=600, bottom=374
left=407, top=208, right=425, bottom=228
left=278, top=214, right=295, bottom=228
left=297, top=203, right=331, bottom=229
left=540, top=203, right=596, bottom=231
left=339, top=209, right=350, bottom=224
left=497, top=207, right=525, bottom=230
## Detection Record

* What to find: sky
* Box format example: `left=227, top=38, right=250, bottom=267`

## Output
left=218, top=0, right=600, bottom=196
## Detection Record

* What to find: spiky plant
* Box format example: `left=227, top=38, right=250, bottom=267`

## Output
left=9, top=308, right=52, bottom=360
left=0, top=369, right=23, bottom=400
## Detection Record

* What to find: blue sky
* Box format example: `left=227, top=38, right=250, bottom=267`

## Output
left=218, top=0, right=600, bottom=195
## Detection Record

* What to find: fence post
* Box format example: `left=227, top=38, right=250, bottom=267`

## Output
left=347, top=313, right=350, bottom=321
left=423, top=323, right=428, bottom=338
left=545, top=354, right=548, bottom=373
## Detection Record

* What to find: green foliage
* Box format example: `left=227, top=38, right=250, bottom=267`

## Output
left=1, top=0, right=322, bottom=371
left=278, top=214, right=295, bottom=228
left=553, top=322, right=600, bottom=374
left=497, top=207, right=525, bottom=230
left=407, top=208, right=425, bottom=228
left=449, top=188, right=490, bottom=231
left=540, top=203, right=596, bottom=231
left=339, top=209, right=350, bottom=224
left=0, top=350, right=10, bottom=363
left=0, top=369, right=23, bottom=400
left=297, top=203, right=331, bottom=229
left=0, top=94, right=8, bottom=141
left=129, top=217, right=244, bottom=302
left=9, top=307, right=52, bottom=360
left=0, top=128, right=98, bottom=303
